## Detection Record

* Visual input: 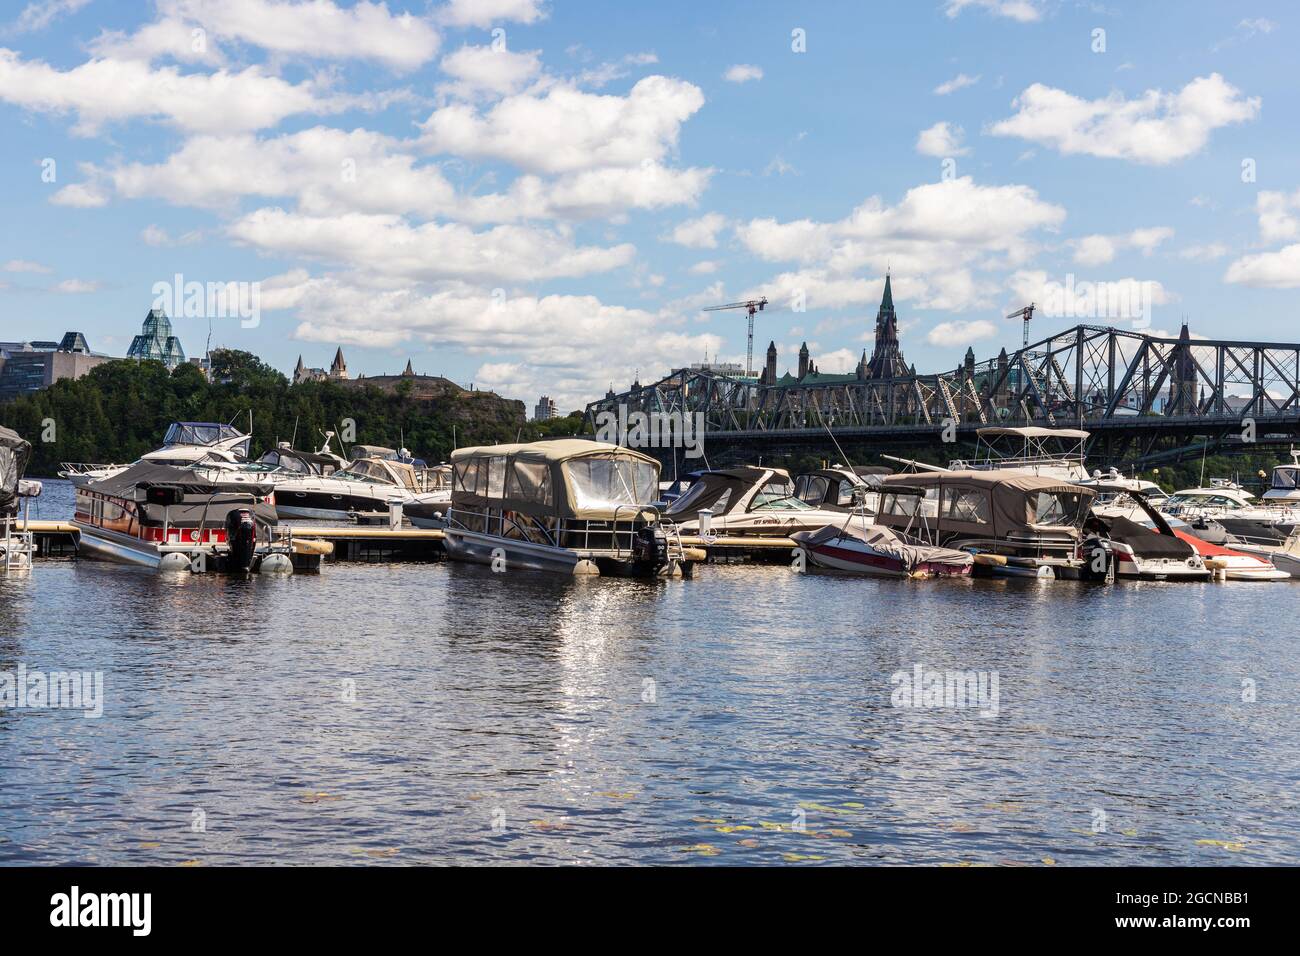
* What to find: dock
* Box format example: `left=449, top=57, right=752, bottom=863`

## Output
left=16, top=520, right=801, bottom=566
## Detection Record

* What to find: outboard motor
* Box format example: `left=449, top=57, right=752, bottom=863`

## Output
left=633, top=525, right=666, bottom=565
left=225, top=508, right=257, bottom=572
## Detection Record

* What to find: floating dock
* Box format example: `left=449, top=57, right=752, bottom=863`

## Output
left=17, top=520, right=804, bottom=566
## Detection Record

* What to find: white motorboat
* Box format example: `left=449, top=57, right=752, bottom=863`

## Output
left=660, top=466, right=850, bottom=537
left=1261, top=448, right=1300, bottom=505
left=1081, top=485, right=1211, bottom=581
left=60, top=420, right=253, bottom=486
left=1161, top=486, right=1300, bottom=546
left=793, top=464, right=889, bottom=515
left=1229, top=530, right=1300, bottom=577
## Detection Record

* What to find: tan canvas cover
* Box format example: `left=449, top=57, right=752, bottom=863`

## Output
left=879, top=470, right=1094, bottom=537
left=976, top=426, right=1091, bottom=440
left=451, top=440, right=660, bottom=520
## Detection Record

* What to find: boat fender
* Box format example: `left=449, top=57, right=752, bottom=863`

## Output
left=971, top=553, right=1007, bottom=567
left=259, top=553, right=294, bottom=574
left=159, top=552, right=191, bottom=572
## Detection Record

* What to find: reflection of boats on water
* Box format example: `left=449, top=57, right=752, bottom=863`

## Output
left=661, top=466, right=849, bottom=537
left=1, top=425, right=41, bottom=572
left=72, top=461, right=318, bottom=573
left=875, top=471, right=1095, bottom=578
left=442, top=440, right=694, bottom=577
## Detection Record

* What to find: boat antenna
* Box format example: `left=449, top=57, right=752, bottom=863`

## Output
left=1199, top=439, right=1209, bottom=487
left=823, top=420, right=855, bottom=471
left=291, top=416, right=299, bottom=448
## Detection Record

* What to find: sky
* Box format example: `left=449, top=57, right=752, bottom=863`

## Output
left=1, top=0, right=1298, bottom=413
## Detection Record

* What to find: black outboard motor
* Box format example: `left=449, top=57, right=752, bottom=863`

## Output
left=633, top=525, right=666, bottom=565
left=225, top=508, right=257, bottom=572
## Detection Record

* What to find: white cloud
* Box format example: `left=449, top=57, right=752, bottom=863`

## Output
left=1070, top=226, right=1173, bottom=265
left=666, top=212, right=728, bottom=248
left=53, top=278, right=102, bottom=293
left=227, top=208, right=636, bottom=284
left=140, top=224, right=202, bottom=246
left=990, top=73, right=1261, bottom=165
left=420, top=75, right=705, bottom=174
left=737, top=176, right=1065, bottom=294
left=1257, top=189, right=1300, bottom=243
left=915, top=121, right=969, bottom=157
left=1224, top=245, right=1300, bottom=288
left=439, top=0, right=546, bottom=29
left=927, top=319, right=997, bottom=347
left=0, top=49, right=361, bottom=133
left=934, top=72, right=980, bottom=95
left=1008, top=269, right=1175, bottom=323
left=1176, top=242, right=1229, bottom=261
left=50, top=181, right=108, bottom=207
left=689, top=260, right=720, bottom=275
left=263, top=273, right=719, bottom=410
left=944, top=0, right=1042, bottom=22
left=105, top=127, right=708, bottom=222
left=723, top=64, right=763, bottom=83
left=2, top=259, right=51, bottom=273
left=5, top=0, right=90, bottom=34
left=141, top=0, right=440, bottom=69
left=438, top=44, right=543, bottom=100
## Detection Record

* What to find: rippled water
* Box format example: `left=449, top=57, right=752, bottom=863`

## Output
left=1, top=481, right=1297, bottom=865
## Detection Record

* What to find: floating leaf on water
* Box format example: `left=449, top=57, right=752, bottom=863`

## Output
left=759, top=821, right=789, bottom=831
left=782, top=852, right=825, bottom=862
left=679, top=843, right=720, bottom=856
left=178, top=860, right=203, bottom=867
left=1041, top=857, right=1057, bottom=866
left=365, top=848, right=400, bottom=858
left=139, top=842, right=161, bottom=850
left=599, top=791, right=636, bottom=800
left=692, top=816, right=726, bottom=825
left=737, top=838, right=760, bottom=848
left=1121, top=828, right=1138, bottom=837
left=466, top=793, right=486, bottom=802
left=984, top=802, right=1019, bottom=813
left=840, top=802, right=865, bottom=809
left=530, top=819, right=570, bottom=832
left=826, top=829, right=852, bottom=838
left=797, top=802, right=854, bottom=815
left=714, top=825, right=754, bottom=834
left=1195, top=839, right=1245, bottom=851
left=301, top=791, right=342, bottom=804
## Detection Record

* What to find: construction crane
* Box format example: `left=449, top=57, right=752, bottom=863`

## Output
left=1007, top=303, right=1035, bottom=349
left=702, top=297, right=767, bottom=377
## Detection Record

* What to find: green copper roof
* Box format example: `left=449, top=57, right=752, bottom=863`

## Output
left=879, top=273, right=894, bottom=315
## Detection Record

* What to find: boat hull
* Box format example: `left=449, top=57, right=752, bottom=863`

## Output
left=444, top=528, right=580, bottom=574
left=803, top=540, right=971, bottom=578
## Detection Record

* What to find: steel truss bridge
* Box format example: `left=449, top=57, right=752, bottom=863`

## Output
left=585, top=324, right=1300, bottom=468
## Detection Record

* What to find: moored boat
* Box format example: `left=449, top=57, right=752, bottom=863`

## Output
left=1, top=425, right=40, bottom=571
left=442, top=439, right=694, bottom=576
left=72, top=461, right=317, bottom=573
left=661, top=466, right=849, bottom=537
left=791, top=507, right=974, bottom=579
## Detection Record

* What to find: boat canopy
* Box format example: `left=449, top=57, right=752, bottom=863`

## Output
left=976, top=426, right=1091, bottom=440
left=82, top=461, right=277, bottom=524
left=339, top=457, right=420, bottom=491
left=663, top=466, right=806, bottom=520
left=450, top=439, right=660, bottom=520
left=0, top=425, right=32, bottom=515
left=877, top=470, right=1095, bottom=537
left=260, top=447, right=343, bottom=475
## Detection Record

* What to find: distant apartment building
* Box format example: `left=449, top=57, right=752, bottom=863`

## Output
left=534, top=395, right=559, bottom=421
left=0, top=332, right=114, bottom=401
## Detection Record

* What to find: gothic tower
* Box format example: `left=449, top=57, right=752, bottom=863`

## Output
left=864, top=273, right=910, bottom=379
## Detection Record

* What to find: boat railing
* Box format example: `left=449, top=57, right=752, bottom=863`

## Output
left=59, top=461, right=114, bottom=476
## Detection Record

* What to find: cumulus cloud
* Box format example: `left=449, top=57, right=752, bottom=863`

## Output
left=438, top=44, right=543, bottom=100
left=439, top=0, right=546, bottom=29
left=1256, top=189, right=1300, bottom=243
left=0, top=49, right=363, bottom=133
left=934, top=73, right=980, bottom=95
left=1008, top=269, right=1175, bottom=324
left=2, top=259, right=52, bottom=273
left=990, top=73, right=1260, bottom=165
left=89, top=0, right=441, bottom=69
left=665, top=212, right=728, bottom=249
left=915, top=121, right=969, bottom=157
left=419, top=75, right=705, bottom=174
left=926, top=319, right=998, bottom=347
left=49, top=181, right=108, bottom=207
left=1224, top=245, right=1300, bottom=288
left=5, top=0, right=91, bottom=34
left=944, top=0, right=1042, bottom=22
left=1070, top=226, right=1173, bottom=266
left=227, top=209, right=636, bottom=284
left=723, top=64, right=762, bottom=83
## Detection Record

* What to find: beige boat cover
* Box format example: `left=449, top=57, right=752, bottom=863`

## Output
left=878, top=469, right=1095, bottom=537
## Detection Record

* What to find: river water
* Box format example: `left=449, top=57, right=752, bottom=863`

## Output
left=1, top=480, right=1297, bottom=865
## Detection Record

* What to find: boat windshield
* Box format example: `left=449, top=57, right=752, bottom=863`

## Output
left=164, top=422, right=243, bottom=446
left=1031, top=490, right=1088, bottom=526
left=1273, top=466, right=1299, bottom=490
left=563, top=457, right=657, bottom=510
left=795, top=475, right=829, bottom=505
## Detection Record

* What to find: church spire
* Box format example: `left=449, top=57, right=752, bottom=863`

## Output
left=864, top=273, right=908, bottom=379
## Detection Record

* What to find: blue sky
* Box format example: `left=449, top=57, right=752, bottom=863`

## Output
left=1, top=0, right=1297, bottom=411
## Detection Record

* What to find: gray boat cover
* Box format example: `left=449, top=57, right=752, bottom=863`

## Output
left=0, top=426, right=32, bottom=516
left=794, top=522, right=973, bottom=570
